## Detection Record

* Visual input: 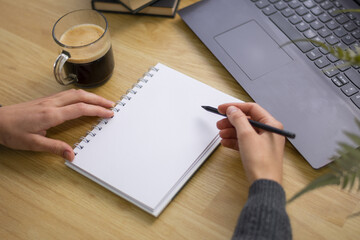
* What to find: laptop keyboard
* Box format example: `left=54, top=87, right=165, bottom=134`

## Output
left=253, top=0, right=360, bottom=108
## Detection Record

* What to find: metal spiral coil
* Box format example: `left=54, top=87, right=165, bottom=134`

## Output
left=73, top=65, right=159, bottom=156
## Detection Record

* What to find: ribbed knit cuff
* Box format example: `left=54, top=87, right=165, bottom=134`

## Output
left=248, top=179, right=286, bottom=208
left=232, top=179, right=292, bottom=240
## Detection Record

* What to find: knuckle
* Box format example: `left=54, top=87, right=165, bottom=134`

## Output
left=231, top=111, right=246, bottom=122
left=272, top=119, right=284, bottom=129
left=39, top=108, right=57, bottom=122
left=247, top=102, right=258, bottom=108
left=38, top=99, right=53, bottom=107
left=76, top=89, right=89, bottom=100
left=76, top=102, right=89, bottom=112
left=63, top=89, right=77, bottom=95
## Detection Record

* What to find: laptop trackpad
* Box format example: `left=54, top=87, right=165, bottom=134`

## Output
left=214, top=20, right=292, bottom=80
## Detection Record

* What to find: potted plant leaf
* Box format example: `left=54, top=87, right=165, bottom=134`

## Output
left=287, top=10, right=360, bottom=218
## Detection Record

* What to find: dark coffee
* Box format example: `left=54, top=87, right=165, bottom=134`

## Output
left=59, top=23, right=114, bottom=88
left=63, top=46, right=114, bottom=88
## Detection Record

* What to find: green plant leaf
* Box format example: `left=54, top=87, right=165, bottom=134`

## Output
left=342, top=175, right=349, bottom=189
left=283, top=39, right=360, bottom=66
left=338, top=9, right=360, bottom=13
left=287, top=173, right=340, bottom=203
left=344, top=131, right=360, bottom=146
left=358, top=169, right=360, bottom=191
left=348, top=173, right=356, bottom=191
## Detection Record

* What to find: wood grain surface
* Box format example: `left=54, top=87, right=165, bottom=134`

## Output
left=0, top=0, right=359, bottom=239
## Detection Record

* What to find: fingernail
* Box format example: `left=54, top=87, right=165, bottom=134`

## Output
left=108, top=109, right=115, bottom=115
left=63, top=150, right=73, bottom=161
left=227, top=106, right=239, bottom=115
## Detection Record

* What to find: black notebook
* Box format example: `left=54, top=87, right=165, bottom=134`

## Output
left=66, top=63, right=241, bottom=216
left=92, top=0, right=180, bottom=18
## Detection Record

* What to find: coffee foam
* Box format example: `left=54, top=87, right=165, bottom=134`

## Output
left=60, top=24, right=110, bottom=63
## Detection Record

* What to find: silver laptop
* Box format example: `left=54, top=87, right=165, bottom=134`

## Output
left=179, top=0, right=360, bottom=168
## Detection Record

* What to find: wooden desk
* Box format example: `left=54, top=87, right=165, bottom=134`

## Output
left=0, top=0, right=359, bottom=239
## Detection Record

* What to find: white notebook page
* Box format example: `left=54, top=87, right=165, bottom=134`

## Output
left=69, top=63, right=240, bottom=210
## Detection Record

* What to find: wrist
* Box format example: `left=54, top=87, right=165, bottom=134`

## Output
left=248, top=170, right=282, bottom=186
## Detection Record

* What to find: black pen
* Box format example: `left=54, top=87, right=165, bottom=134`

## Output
left=202, top=106, right=296, bottom=139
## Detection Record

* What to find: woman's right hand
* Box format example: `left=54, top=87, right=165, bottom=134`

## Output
left=217, top=103, right=285, bottom=185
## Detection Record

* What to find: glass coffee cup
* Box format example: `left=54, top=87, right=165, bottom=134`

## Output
left=52, top=9, right=114, bottom=88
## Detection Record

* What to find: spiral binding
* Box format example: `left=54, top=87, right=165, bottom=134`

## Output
left=73, top=66, right=160, bottom=156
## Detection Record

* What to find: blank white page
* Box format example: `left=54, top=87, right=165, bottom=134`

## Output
left=68, top=63, right=240, bottom=210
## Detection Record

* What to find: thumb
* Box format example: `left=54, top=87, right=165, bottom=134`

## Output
left=30, top=135, right=75, bottom=161
left=226, top=106, right=255, bottom=137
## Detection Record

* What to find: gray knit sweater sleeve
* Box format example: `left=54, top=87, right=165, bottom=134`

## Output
left=232, top=179, right=292, bottom=240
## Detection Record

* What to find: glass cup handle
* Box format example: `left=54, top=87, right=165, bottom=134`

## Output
left=53, top=51, right=77, bottom=85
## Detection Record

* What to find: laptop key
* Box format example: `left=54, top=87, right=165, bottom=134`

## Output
left=323, top=65, right=340, bottom=77
left=319, top=13, right=332, bottom=23
left=314, top=56, right=330, bottom=68
left=306, top=49, right=322, bottom=60
left=318, top=27, right=332, bottom=37
left=303, top=0, right=316, bottom=8
left=296, top=6, right=309, bottom=15
left=342, top=35, right=356, bottom=45
left=350, top=94, right=360, bottom=109
left=335, top=15, right=350, bottom=24
left=327, top=53, right=339, bottom=63
left=326, top=20, right=340, bottom=30
left=320, top=1, right=333, bottom=10
left=336, top=42, right=347, bottom=50
left=328, top=8, right=342, bottom=17
left=319, top=46, right=329, bottom=54
left=310, top=20, right=324, bottom=30
left=282, top=8, right=295, bottom=17
left=269, top=13, right=314, bottom=52
left=335, top=60, right=351, bottom=72
left=256, top=0, right=270, bottom=9
left=345, top=69, right=360, bottom=89
left=344, top=22, right=357, bottom=32
left=310, top=6, right=324, bottom=15
left=296, top=22, right=310, bottom=31
left=350, top=43, right=360, bottom=52
left=331, top=77, right=343, bottom=87
left=289, top=0, right=301, bottom=8
left=332, top=76, right=343, bottom=87
left=303, top=13, right=316, bottom=23
left=334, top=27, right=347, bottom=38
left=341, top=83, right=358, bottom=96
left=332, top=0, right=342, bottom=8
left=311, top=36, right=324, bottom=46
left=325, top=35, right=339, bottom=45
left=352, top=29, right=360, bottom=39
left=347, top=13, right=356, bottom=20
left=337, top=74, right=349, bottom=85
left=263, top=6, right=277, bottom=15
left=275, top=1, right=287, bottom=10
left=289, top=14, right=302, bottom=24
left=304, top=29, right=317, bottom=38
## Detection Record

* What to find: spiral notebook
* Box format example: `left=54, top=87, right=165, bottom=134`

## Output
left=66, top=63, right=240, bottom=217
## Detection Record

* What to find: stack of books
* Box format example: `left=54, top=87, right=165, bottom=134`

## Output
left=92, top=0, right=180, bottom=18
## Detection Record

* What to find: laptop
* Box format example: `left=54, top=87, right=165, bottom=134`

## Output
left=178, top=0, right=360, bottom=169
